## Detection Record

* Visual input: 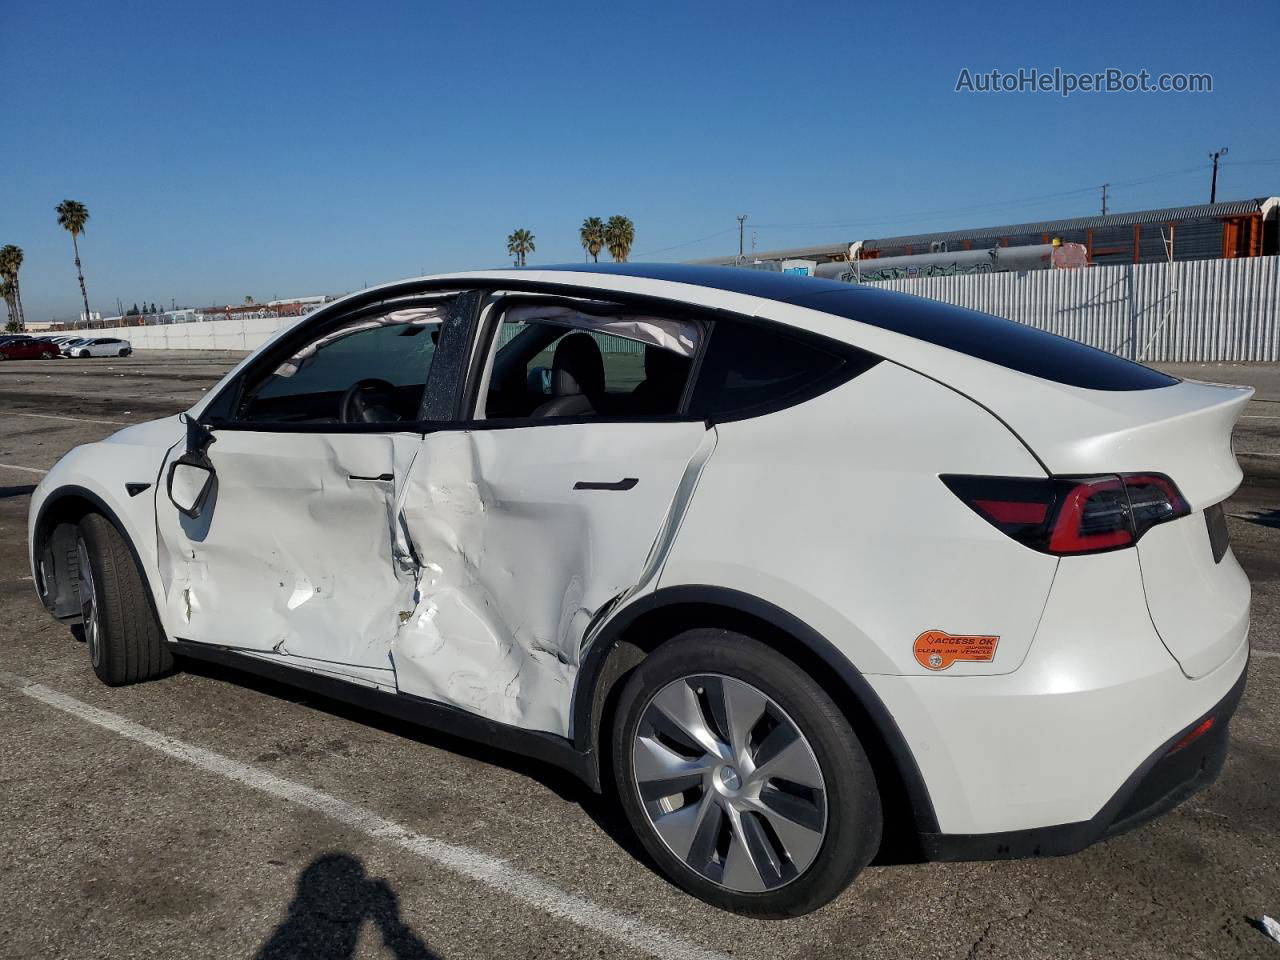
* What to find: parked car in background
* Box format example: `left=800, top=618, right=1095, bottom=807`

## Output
left=0, top=336, right=60, bottom=360
left=28, top=264, right=1252, bottom=916
left=62, top=337, right=132, bottom=358
left=42, top=335, right=82, bottom=349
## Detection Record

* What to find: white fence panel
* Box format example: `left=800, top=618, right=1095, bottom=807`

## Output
left=872, top=255, right=1280, bottom=362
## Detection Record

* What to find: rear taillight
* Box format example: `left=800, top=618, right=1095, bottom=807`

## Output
left=942, top=473, right=1190, bottom=555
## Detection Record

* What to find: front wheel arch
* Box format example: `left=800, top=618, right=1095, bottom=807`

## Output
left=32, top=488, right=165, bottom=635
left=575, top=587, right=939, bottom=855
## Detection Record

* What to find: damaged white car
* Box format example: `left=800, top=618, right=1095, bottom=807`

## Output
left=29, top=264, right=1251, bottom=916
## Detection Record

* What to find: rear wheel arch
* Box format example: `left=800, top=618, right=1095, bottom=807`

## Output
left=574, top=586, right=940, bottom=850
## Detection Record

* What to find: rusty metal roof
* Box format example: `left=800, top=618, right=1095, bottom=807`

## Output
left=863, top=198, right=1271, bottom=250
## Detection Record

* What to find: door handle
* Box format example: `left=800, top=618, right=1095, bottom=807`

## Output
left=573, top=478, right=639, bottom=491
left=348, top=473, right=393, bottom=482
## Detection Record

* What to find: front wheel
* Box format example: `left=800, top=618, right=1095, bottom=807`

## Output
left=611, top=630, right=882, bottom=917
left=76, top=513, right=174, bottom=685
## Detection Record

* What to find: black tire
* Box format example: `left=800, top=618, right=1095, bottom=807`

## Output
left=76, top=513, right=174, bottom=686
left=611, top=630, right=882, bottom=917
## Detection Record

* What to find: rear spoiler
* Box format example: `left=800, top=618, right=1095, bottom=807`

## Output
left=1000, top=379, right=1253, bottom=510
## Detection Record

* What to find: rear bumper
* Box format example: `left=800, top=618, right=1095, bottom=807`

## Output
left=920, top=661, right=1245, bottom=861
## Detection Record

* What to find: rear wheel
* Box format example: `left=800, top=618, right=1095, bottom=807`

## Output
left=612, top=630, right=882, bottom=917
left=76, top=513, right=173, bottom=685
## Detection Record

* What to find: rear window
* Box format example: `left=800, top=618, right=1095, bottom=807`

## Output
left=690, top=319, right=877, bottom=419
left=794, top=288, right=1177, bottom=391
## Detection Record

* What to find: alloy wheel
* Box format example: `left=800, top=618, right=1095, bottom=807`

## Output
left=632, top=674, right=828, bottom=893
left=76, top=539, right=102, bottom=668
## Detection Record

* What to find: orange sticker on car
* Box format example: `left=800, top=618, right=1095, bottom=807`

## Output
left=913, top=630, right=1000, bottom=671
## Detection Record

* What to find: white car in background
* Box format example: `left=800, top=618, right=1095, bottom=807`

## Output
left=27, top=265, right=1251, bottom=916
left=62, top=337, right=132, bottom=358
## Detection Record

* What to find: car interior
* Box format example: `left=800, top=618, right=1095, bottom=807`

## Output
left=235, top=305, right=448, bottom=424
left=232, top=294, right=702, bottom=425
left=480, top=299, right=701, bottom=420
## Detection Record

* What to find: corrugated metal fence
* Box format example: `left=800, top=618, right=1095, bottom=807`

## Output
left=870, top=254, right=1280, bottom=362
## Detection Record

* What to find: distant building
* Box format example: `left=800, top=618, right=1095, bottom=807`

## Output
left=691, top=197, right=1280, bottom=269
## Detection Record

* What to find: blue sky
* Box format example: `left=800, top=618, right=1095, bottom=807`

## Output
left=5, top=0, right=1279, bottom=321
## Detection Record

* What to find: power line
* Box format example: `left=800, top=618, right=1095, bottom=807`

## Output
left=633, top=227, right=739, bottom=259
left=751, top=164, right=1211, bottom=233
left=633, top=161, right=1265, bottom=259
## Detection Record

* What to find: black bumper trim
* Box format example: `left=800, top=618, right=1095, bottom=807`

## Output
left=920, top=659, right=1248, bottom=862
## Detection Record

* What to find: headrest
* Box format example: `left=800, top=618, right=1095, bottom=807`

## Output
left=551, top=333, right=605, bottom=398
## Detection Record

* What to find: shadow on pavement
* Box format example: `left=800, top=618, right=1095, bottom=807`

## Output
left=0, top=484, right=37, bottom=499
left=176, top=659, right=657, bottom=870
left=1234, top=508, right=1280, bottom=529
left=256, top=853, right=436, bottom=959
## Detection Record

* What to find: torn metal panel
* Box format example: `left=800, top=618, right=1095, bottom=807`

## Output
left=155, top=430, right=421, bottom=670
left=391, top=422, right=711, bottom=737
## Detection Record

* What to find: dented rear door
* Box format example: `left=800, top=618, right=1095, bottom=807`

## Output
left=391, top=421, right=715, bottom=737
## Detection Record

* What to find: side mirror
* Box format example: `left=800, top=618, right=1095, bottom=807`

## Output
left=167, top=453, right=215, bottom=519
left=527, top=366, right=553, bottom=396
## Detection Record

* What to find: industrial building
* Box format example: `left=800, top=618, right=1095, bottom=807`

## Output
left=692, top=197, right=1279, bottom=271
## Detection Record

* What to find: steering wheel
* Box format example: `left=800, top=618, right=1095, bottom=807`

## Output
left=339, top=378, right=402, bottom=423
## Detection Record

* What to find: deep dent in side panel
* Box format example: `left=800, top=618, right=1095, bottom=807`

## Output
left=390, top=432, right=554, bottom=729
left=390, top=427, right=717, bottom=736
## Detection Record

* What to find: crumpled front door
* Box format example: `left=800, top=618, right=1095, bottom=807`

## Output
left=156, top=429, right=422, bottom=675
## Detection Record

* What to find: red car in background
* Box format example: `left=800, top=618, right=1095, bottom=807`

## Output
left=0, top=336, right=60, bottom=360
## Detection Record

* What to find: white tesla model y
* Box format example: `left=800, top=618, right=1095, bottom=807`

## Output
left=29, top=265, right=1251, bottom=916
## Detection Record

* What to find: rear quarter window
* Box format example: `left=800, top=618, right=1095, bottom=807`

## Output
left=689, top=319, right=878, bottom=420
left=794, top=288, right=1177, bottom=391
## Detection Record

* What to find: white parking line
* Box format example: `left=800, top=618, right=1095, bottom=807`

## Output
left=12, top=412, right=131, bottom=426
left=2, top=673, right=730, bottom=960
left=1241, top=415, right=1280, bottom=420
left=0, top=463, right=48, bottom=475
left=1255, top=649, right=1280, bottom=660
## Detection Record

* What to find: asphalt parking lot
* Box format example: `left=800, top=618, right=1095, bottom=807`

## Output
left=2, top=352, right=1279, bottom=959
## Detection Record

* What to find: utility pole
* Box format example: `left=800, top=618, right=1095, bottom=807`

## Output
left=1101, top=183, right=1109, bottom=216
left=1209, top=147, right=1228, bottom=204
left=737, top=215, right=748, bottom=261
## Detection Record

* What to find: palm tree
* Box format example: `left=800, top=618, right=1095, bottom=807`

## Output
left=0, top=244, right=25, bottom=330
left=604, top=215, right=635, bottom=262
left=506, top=228, right=536, bottom=267
left=579, top=217, right=605, bottom=262
left=56, top=200, right=92, bottom=323
left=1, top=278, right=17, bottom=332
